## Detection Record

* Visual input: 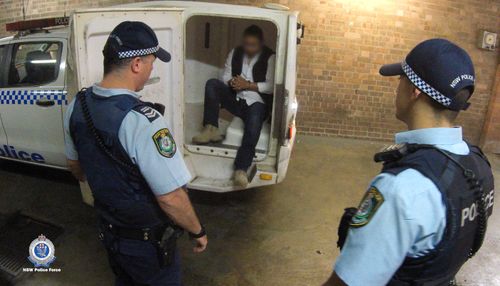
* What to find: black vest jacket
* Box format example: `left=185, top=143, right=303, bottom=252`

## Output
left=231, top=45, right=275, bottom=106
left=337, top=144, right=494, bottom=286
left=70, top=88, right=170, bottom=229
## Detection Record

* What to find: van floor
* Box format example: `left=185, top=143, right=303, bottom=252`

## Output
left=0, top=135, right=498, bottom=286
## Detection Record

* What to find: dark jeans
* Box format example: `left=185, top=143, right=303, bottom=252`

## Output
left=203, top=78, right=267, bottom=171
left=101, top=229, right=181, bottom=286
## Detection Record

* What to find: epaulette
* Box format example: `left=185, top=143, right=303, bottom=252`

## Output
left=132, top=105, right=160, bottom=123
left=373, top=143, right=412, bottom=163
left=374, top=143, right=438, bottom=163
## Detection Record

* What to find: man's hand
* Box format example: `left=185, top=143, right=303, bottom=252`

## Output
left=232, top=75, right=250, bottom=91
left=193, top=235, right=208, bottom=253
left=67, top=159, right=86, bottom=182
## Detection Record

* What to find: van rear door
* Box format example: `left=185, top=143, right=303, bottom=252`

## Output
left=70, top=8, right=185, bottom=145
left=276, top=13, right=301, bottom=182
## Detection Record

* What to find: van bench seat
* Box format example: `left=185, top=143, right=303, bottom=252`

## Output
left=222, top=117, right=270, bottom=151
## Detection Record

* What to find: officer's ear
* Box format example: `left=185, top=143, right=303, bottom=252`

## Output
left=130, top=57, right=142, bottom=74
left=411, top=86, right=423, bottom=100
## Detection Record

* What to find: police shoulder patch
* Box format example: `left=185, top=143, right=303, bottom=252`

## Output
left=350, top=186, right=385, bottom=228
left=153, top=128, right=177, bottom=158
left=133, top=105, right=160, bottom=123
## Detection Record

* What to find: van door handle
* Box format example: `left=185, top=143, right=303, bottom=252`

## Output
left=36, top=98, right=55, bottom=107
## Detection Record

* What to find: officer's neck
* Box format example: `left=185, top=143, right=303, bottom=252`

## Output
left=100, top=73, right=137, bottom=92
left=406, top=112, right=454, bottom=131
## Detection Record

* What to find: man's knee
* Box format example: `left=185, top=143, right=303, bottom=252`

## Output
left=247, top=104, right=268, bottom=122
left=205, top=78, right=224, bottom=101
left=205, top=78, right=223, bottom=90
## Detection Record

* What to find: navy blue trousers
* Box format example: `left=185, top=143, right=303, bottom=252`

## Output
left=101, top=230, right=181, bottom=286
left=202, top=78, right=267, bottom=171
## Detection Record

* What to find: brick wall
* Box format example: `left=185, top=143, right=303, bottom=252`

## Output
left=1, top=0, right=499, bottom=143
left=480, top=64, right=500, bottom=153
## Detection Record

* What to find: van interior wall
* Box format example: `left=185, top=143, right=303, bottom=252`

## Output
left=184, top=16, right=277, bottom=142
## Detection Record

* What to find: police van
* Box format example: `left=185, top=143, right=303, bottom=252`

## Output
left=0, top=1, right=303, bottom=194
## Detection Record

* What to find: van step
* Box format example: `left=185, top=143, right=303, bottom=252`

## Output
left=185, top=143, right=267, bottom=160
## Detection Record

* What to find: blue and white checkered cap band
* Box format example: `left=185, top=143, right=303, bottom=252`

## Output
left=0, top=90, right=67, bottom=105
left=402, top=61, right=451, bottom=106
left=118, top=45, right=160, bottom=59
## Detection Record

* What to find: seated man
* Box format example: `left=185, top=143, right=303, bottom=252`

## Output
left=192, top=25, right=275, bottom=187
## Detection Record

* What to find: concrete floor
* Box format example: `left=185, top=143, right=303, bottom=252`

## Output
left=0, top=135, right=498, bottom=286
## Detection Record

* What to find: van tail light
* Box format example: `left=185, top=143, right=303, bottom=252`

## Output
left=259, top=173, right=273, bottom=181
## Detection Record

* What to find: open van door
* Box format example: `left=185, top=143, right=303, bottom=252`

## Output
left=70, top=7, right=185, bottom=145
left=276, top=12, right=302, bottom=183
left=0, top=44, right=8, bottom=155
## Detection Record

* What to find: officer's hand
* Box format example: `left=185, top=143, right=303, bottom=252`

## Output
left=193, top=235, right=208, bottom=253
left=67, top=159, right=86, bottom=182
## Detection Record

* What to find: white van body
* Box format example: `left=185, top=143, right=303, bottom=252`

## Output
left=0, top=1, right=302, bottom=193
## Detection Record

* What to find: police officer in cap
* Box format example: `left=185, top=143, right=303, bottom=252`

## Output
left=323, top=39, right=495, bottom=286
left=64, top=21, right=207, bottom=285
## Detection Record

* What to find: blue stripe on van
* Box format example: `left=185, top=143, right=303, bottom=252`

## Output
left=0, top=90, right=67, bottom=105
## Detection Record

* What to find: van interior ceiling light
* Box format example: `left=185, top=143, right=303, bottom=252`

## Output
left=5, top=17, right=69, bottom=32
left=30, top=59, right=57, bottom=64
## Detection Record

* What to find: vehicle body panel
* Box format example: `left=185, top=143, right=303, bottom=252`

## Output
left=0, top=37, right=67, bottom=166
left=0, top=1, right=301, bottom=192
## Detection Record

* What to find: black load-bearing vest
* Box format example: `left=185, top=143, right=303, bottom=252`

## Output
left=338, top=144, right=495, bottom=286
left=70, top=88, right=170, bottom=229
left=231, top=45, right=275, bottom=106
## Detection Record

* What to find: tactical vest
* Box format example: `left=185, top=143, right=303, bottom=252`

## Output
left=70, top=88, right=169, bottom=229
left=231, top=45, right=275, bottom=106
left=338, top=144, right=494, bottom=286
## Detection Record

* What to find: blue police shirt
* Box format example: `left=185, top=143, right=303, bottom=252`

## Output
left=63, top=84, right=192, bottom=196
left=335, top=127, right=469, bottom=286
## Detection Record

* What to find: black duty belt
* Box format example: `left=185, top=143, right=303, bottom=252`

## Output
left=101, top=223, right=166, bottom=242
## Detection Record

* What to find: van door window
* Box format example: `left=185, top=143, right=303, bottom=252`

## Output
left=7, top=42, right=61, bottom=86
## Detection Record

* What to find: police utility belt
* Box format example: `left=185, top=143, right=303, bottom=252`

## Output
left=100, top=221, right=183, bottom=267
left=101, top=222, right=170, bottom=242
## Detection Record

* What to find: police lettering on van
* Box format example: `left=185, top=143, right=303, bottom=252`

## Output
left=0, top=145, right=45, bottom=163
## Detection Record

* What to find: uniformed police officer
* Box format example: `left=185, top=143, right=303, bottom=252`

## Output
left=64, top=21, right=207, bottom=285
left=323, top=39, right=495, bottom=286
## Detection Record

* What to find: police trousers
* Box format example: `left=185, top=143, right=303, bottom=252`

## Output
left=202, top=78, right=268, bottom=171
left=101, top=228, right=181, bottom=286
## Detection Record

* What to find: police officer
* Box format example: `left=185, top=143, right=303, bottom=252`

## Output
left=323, top=39, right=495, bottom=286
left=64, top=21, right=207, bottom=285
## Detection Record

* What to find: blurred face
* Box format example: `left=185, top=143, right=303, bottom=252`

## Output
left=242, top=35, right=262, bottom=57
left=132, top=55, right=156, bottom=91
left=395, top=76, right=416, bottom=122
